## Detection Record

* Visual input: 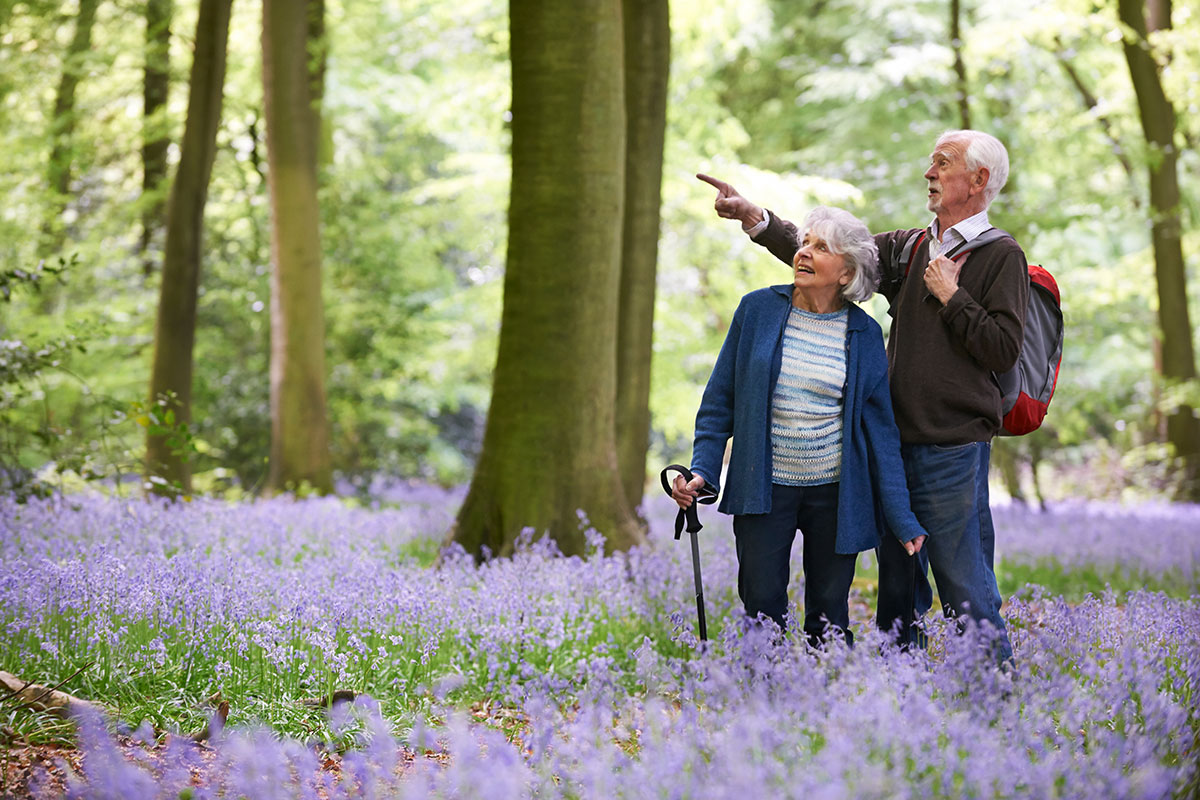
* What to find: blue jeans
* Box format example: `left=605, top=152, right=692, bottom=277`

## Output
left=733, top=482, right=857, bottom=647
left=876, top=442, right=1013, bottom=662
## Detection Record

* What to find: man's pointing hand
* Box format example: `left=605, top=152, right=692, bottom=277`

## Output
left=696, top=173, right=765, bottom=229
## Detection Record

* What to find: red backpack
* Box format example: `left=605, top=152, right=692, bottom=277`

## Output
left=893, top=228, right=1063, bottom=436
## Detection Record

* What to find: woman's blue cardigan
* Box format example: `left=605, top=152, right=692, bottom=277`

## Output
left=690, top=285, right=927, bottom=554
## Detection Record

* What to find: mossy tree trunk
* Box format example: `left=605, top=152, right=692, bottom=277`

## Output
left=140, top=0, right=172, bottom=278
left=452, top=0, right=644, bottom=558
left=616, top=0, right=670, bottom=512
left=949, top=0, right=970, bottom=129
left=144, top=0, right=232, bottom=495
left=1118, top=0, right=1200, bottom=499
left=262, top=0, right=333, bottom=494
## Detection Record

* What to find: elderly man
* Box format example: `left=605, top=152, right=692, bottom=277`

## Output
left=699, top=130, right=1027, bottom=662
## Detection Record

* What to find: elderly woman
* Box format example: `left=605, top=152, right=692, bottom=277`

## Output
left=672, top=206, right=927, bottom=647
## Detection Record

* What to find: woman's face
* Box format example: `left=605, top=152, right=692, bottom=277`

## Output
left=792, top=230, right=851, bottom=294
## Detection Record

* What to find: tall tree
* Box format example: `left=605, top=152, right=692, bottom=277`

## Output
left=616, top=0, right=670, bottom=510
left=144, top=0, right=233, bottom=494
left=950, top=0, right=970, bottom=129
left=452, top=0, right=644, bottom=558
left=1118, top=0, right=1200, bottom=498
left=140, top=0, right=172, bottom=278
left=262, top=0, right=333, bottom=494
left=40, top=0, right=100, bottom=262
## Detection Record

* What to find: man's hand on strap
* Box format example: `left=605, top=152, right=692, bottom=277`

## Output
left=923, top=254, right=964, bottom=305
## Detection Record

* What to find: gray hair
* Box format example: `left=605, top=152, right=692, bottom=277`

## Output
left=797, top=206, right=879, bottom=303
left=937, top=129, right=1010, bottom=207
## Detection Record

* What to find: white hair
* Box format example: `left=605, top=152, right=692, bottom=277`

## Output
left=798, top=206, right=879, bottom=303
left=937, top=129, right=1010, bottom=207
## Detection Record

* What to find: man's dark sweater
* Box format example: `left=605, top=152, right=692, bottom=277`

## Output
left=755, top=213, right=1029, bottom=444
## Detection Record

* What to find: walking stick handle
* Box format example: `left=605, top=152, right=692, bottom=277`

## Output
left=659, top=465, right=717, bottom=540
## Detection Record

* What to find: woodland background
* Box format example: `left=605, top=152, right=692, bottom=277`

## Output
left=2, top=0, right=1199, bottom=553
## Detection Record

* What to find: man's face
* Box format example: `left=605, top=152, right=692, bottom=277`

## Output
left=924, top=138, right=980, bottom=222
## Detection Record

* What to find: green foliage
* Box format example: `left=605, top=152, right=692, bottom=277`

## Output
left=132, top=393, right=197, bottom=462
left=0, top=257, right=132, bottom=499
left=0, top=255, right=70, bottom=301
left=0, top=0, right=1197, bottom=497
left=133, top=391, right=201, bottom=498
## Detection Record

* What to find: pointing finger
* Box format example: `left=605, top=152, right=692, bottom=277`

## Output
left=696, top=173, right=731, bottom=195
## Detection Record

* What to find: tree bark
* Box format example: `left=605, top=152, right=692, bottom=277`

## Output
left=616, top=0, right=670, bottom=511
left=307, top=0, right=334, bottom=167
left=144, top=0, right=232, bottom=494
left=140, top=0, right=172, bottom=278
left=40, top=0, right=100, bottom=262
left=452, top=0, right=644, bottom=558
left=950, top=0, right=970, bottom=129
left=262, top=0, right=333, bottom=494
left=1118, top=0, right=1200, bottom=499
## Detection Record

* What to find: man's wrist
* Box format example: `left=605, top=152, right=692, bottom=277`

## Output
left=938, top=286, right=967, bottom=309
left=742, top=208, right=768, bottom=237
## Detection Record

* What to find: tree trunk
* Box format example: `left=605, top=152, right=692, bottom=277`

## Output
left=307, top=0, right=334, bottom=167
left=452, top=0, right=644, bottom=558
left=992, top=439, right=1025, bottom=505
left=1118, top=0, right=1200, bottom=499
left=616, top=0, right=670, bottom=511
left=144, top=0, right=232, bottom=494
left=262, top=0, right=333, bottom=494
left=950, top=0, right=970, bottom=129
left=40, top=0, right=100, bottom=262
left=140, top=0, right=172, bottom=278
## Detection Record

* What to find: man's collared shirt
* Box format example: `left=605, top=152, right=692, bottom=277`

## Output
left=929, top=209, right=991, bottom=257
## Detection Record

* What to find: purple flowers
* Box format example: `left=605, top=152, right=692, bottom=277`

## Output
left=2, top=489, right=1197, bottom=798
left=993, top=500, right=1200, bottom=583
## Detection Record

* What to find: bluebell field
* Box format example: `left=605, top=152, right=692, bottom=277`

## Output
left=2, top=487, right=1198, bottom=798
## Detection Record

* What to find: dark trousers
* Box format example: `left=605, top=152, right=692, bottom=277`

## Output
left=876, top=442, right=1013, bottom=662
left=733, top=482, right=857, bottom=647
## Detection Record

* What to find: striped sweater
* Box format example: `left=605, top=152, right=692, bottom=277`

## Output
left=770, top=306, right=847, bottom=485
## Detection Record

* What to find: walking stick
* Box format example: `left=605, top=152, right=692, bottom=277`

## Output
left=660, top=465, right=717, bottom=642
left=902, top=541, right=927, bottom=651
left=903, top=544, right=917, bottom=650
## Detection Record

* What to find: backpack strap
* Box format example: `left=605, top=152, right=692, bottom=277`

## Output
left=898, top=229, right=928, bottom=278
left=883, top=227, right=1014, bottom=303
left=880, top=229, right=927, bottom=298
left=944, top=227, right=1014, bottom=259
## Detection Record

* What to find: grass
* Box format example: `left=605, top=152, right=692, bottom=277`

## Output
left=996, top=560, right=1198, bottom=602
